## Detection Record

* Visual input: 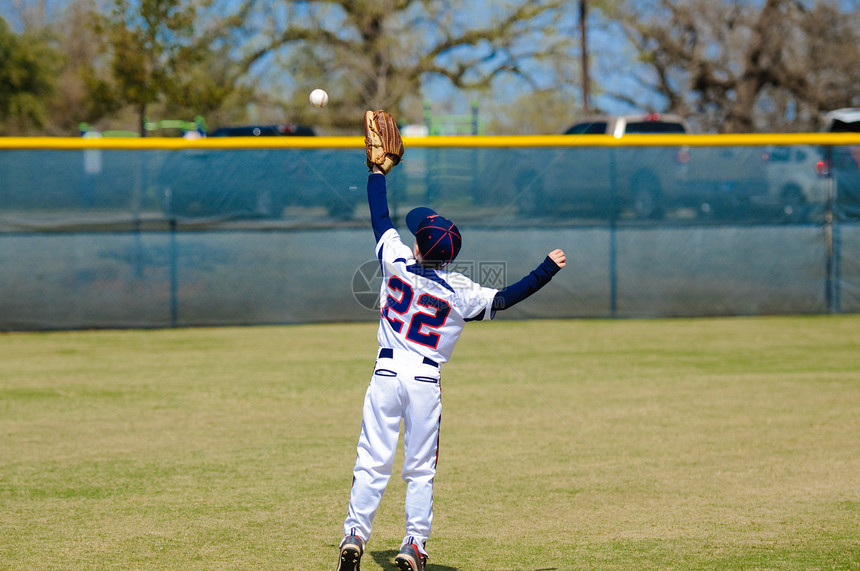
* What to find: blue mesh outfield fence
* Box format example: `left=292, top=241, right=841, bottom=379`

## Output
left=1, top=133, right=859, bottom=330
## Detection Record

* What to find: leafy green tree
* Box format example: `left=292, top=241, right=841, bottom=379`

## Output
left=0, top=17, right=57, bottom=134
left=84, top=0, right=251, bottom=135
left=88, top=0, right=199, bottom=135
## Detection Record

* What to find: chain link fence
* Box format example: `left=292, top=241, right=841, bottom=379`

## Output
left=1, top=134, right=858, bottom=330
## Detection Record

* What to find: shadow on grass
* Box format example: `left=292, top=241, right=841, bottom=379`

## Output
left=371, top=549, right=458, bottom=570
left=370, top=548, right=557, bottom=571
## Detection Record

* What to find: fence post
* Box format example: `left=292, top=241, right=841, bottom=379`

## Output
left=423, top=101, right=434, bottom=135
left=608, top=148, right=618, bottom=317
left=823, top=145, right=840, bottom=314
left=170, top=218, right=178, bottom=328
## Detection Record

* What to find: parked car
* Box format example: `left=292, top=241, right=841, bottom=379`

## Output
left=207, top=124, right=316, bottom=137
left=821, top=108, right=860, bottom=220
left=756, top=145, right=828, bottom=221
left=513, top=113, right=768, bottom=221
left=823, top=108, right=860, bottom=133
left=513, top=113, right=691, bottom=219
left=563, top=113, right=689, bottom=137
left=158, top=124, right=362, bottom=219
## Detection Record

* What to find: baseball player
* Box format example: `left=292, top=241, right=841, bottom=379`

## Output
left=336, top=111, right=566, bottom=571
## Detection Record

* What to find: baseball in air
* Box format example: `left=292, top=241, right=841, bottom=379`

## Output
left=309, top=89, right=329, bottom=108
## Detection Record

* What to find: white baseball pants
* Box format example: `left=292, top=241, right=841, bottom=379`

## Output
left=343, top=349, right=441, bottom=556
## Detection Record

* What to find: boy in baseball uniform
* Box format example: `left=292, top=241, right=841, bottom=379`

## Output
left=337, top=112, right=566, bottom=571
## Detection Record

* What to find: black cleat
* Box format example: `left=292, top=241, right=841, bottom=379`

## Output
left=336, top=535, right=363, bottom=571
left=394, top=541, right=426, bottom=571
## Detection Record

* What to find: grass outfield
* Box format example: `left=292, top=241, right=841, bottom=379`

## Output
left=1, top=316, right=858, bottom=570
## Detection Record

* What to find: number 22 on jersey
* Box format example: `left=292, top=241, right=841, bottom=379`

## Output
left=382, top=276, right=451, bottom=349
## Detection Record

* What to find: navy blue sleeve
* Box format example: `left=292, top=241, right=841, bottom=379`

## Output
left=368, top=173, right=394, bottom=242
left=492, top=256, right=561, bottom=311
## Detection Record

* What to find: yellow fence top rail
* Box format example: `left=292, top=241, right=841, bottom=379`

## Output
left=0, top=132, right=858, bottom=150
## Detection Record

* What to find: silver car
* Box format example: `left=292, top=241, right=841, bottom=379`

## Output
left=757, top=145, right=828, bottom=221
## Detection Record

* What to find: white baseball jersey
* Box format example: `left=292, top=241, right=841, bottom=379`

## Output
left=375, top=227, right=497, bottom=364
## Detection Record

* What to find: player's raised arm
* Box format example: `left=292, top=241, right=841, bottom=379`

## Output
left=492, top=249, right=566, bottom=312
left=364, top=111, right=404, bottom=242
left=367, top=170, right=393, bottom=242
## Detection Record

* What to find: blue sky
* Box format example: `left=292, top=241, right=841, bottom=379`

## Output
left=0, top=0, right=658, bottom=120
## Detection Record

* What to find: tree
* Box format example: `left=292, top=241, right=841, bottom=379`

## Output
left=225, top=0, right=584, bottom=132
left=88, top=0, right=196, bottom=135
left=607, top=0, right=860, bottom=133
left=0, top=0, right=57, bottom=31
left=40, top=0, right=114, bottom=135
left=0, top=16, right=57, bottom=134
left=83, top=0, right=253, bottom=135
left=0, top=0, right=116, bottom=135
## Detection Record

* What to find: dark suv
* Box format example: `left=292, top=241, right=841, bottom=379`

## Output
left=158, top=124, right=362, bottom=219
left=207, top=124, right=316, bottom=137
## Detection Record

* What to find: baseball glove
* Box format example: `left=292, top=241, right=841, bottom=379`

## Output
left=364, top=110, right=404, bottom=174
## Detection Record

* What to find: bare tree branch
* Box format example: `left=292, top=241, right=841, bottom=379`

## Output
left=611, top=0, right=859, bottom=132
left=224, top=0, right=572, bottom=124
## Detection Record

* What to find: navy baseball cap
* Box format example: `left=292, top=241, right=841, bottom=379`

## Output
left=405, top=207, right=462, bottom=267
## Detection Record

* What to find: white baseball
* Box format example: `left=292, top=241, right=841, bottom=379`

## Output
left=309, top=89, right=329, bottom=108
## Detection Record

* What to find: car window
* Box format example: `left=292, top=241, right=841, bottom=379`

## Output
left=769, top=146, right=790, bottom=162
left=209, top=126, right=280, bottom=137
left=208, top=125, right=315, bottom=137
left=565, top=122, right=608, bottom=135
left=828, top=119, right=860, bottom=133
left=624, top=121, right=687, bottom=134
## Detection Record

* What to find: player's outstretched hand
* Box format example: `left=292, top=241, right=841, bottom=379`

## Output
left=548, top=248, right=566, bottom=269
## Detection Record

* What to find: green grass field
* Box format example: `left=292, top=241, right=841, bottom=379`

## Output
left=1, top=316, right=859, bottom=570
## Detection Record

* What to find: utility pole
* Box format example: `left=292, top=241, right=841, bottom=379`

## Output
left=579, top=0, right=591, bottom=114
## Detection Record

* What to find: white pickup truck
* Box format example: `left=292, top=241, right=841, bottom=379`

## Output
left=513, top=113, right=768, bottom=221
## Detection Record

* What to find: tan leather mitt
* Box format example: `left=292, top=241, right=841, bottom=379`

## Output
left=364, top=110, right=404, bottom=174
